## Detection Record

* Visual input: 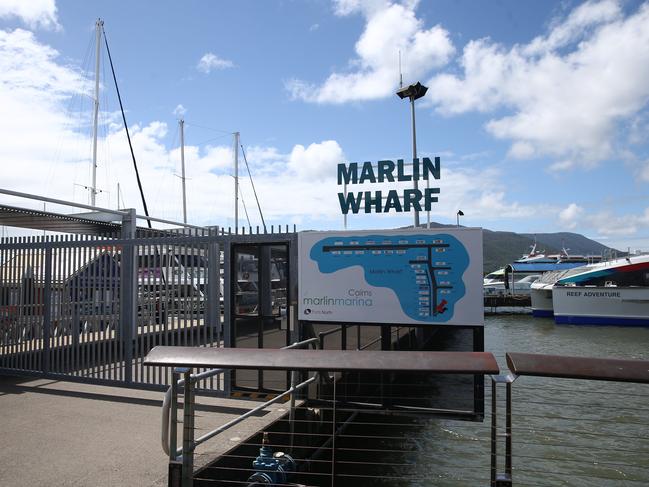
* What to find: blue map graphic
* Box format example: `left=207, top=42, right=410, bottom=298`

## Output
left=310, top=234, right=470, bottom=322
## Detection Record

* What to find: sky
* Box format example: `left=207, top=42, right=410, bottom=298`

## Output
left=0, top=0, right=648, bottom=252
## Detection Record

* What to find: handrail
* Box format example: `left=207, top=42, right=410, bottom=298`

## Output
left=193, top=375, right=317, bottom=449
left=506, top=352, right=649, bottom=383
left=161, top=337, right=321, bottom=456
left=317, top=325, right=344, bottom=338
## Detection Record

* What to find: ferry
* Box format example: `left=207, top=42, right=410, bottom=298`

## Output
left=551, top=254, right=649, bottom=326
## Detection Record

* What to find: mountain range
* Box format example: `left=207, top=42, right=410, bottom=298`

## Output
left=405, top=223, right=617, bottom=273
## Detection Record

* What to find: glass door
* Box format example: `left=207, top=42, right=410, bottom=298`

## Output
left=232, top=244, right=289, bottom=393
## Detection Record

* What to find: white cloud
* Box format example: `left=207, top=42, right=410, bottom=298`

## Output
left=586, top=210, right=639, bottom=236
left=196, top=53, right=234, bottom=73
left=548, top=205, right=649, bottom=239
left=559, top=203, right=584, bottom=229
left=287, top=0, right=454, bottom=103
left=507, top=141, right=535, bottom=160
left=287, top=140, right=344, bottom=181
left=428, top=1, right=649, bottom=169
left=173, top=104, right=186, bottom=117
left=0, top=0, right=59, bottom=30
left=0, top=27, right=352, bottom=228
left=639, top=159, right=649, bottom=182
left=3, top=20, right=634, bottom=238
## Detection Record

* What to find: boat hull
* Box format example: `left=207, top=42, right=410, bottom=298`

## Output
left=552, top=286, right=649, bottom=326
left=530, top=287, right=553, bottom=317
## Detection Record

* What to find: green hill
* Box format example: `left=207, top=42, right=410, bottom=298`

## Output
left=402, top=223, right=617, bottom=273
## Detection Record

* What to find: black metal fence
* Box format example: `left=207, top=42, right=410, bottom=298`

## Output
left=0, top=227, right=297, bottom=394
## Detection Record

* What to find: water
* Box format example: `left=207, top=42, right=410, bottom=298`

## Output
left=406, top=314, right=649, bottom=486
left=485, top=314, right=649, bottom=361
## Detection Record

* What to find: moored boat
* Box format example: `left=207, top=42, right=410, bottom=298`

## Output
left=551, top=255, right=649, bottom=326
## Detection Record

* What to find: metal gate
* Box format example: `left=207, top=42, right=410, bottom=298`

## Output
left=0, top=227, right=297, bottom=394
left=231, top=243, right=291, bottom=393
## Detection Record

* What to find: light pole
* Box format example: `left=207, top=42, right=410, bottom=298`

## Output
left=456, top=210, right=464, bottom=228
left=397, top=81, right=428, bottom=229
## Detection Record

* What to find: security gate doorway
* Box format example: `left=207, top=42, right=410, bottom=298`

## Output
left=231, top=243, right=290, bottom=393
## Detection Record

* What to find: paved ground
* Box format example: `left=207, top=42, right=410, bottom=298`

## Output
left=0, top=375, right=287, bottom=486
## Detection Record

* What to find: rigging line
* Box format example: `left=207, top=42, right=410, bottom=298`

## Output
left=240, top=144, right=266, bottom=231
left=102, top=25, right=152, bottom=228
left=183, top=121, right=232, bottom=134
left=239, top=184, right=251, bottom=227
left=100, top=51, right=112, bottom=204
left=46, top=30, right=96, bottom=197
left=193, top=133, right=231, bottom=146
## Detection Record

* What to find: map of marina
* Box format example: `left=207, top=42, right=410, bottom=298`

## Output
left=309, top=234, right=470, bottom=322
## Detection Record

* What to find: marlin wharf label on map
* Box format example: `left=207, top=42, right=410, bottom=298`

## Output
left=298, top=229, right=484, bottom=325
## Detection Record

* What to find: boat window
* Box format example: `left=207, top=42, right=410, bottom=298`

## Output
left=582, top=268, right=648, bottom=287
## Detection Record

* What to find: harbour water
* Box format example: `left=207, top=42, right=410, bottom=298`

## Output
left=412, top=314, right=649, bottom=486
left=336, top=314, right=649, bottom=486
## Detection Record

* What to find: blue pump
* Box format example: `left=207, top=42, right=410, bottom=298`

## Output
left=247, top=432, right=295, bottom=485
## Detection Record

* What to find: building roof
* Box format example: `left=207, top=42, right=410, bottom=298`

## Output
left=0, top=204, right=120, bottom=235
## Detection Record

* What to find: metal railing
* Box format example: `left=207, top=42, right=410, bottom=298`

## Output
left=147, top=348, right=649, bottom=487
left=145, top=346, right=499, bottom=487
left=161, top=337, right=321, bottom=485
left=490, top=353, right=649, bottom=486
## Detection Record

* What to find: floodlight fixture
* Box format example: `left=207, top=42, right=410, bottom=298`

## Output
left=396, top=82, right=428, bottom=101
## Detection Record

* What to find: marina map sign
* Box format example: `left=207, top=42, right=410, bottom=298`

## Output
left=298, top=228, right=483, bottom=325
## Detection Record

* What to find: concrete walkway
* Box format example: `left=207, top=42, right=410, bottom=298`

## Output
left=0, top=375, right=287, bottom=486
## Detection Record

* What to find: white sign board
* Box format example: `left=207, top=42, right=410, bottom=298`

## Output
left=298, top=228, right=483, bottom=326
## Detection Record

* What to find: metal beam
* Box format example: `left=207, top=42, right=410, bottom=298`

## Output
left=0, top=188, right=205, bottom=229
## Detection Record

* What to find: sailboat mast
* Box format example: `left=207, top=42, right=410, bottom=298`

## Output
left=90, top=18, right=103, bottom=206
left=234, top=131, right=239, bottom=230
left=179, top=119, right=187, bottom=224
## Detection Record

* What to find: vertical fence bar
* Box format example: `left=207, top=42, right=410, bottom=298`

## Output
left=84, top=237, right=91, bottom=378
left=12, top=238, right=20, bottom=371
left=98, top=242, right=105, bottom=380
left=144, top=234, right=151, bottom=384
left=188, top=244, right=194, bottom=349
left=167, top=242, right=174, bottom=350
left=9, top=237, right=15, bottom=369
left=164, top=241, right=173, bottom=386
left=490, top=377, right=497, bottom=486
left=505, top=380, right=512, bottom=479
left=169, top=369, right=180, bottom=461
left=63, top=235, right=71, bottom=374
left=27, top=238, right=34, bottom=372
left=25, top=237, right=32, bottom=371
left=54, top=236, right=62, bottom=375
left=182, top=369, right=195, bottom=487
left=18, top=237, right=26, bottom=371
left=181, top=239, right=188, bottom=347
left=89, top=238, right=97, bottom=378
left=106, top=241, right=115, bottom=380
left=223, top=239, right=231, bottom=395
left=0, top=236, right=6, bottom=368
left=42, top=244, right=52, bottom=375
left=120, top=209, right=137, bottom=384
left=114, top=242, right=121, bottom=381
left=207, top=243, right=220, bottom=345
left=21, top=237, right=28, bottom=371
left=73, top=235, right=80, bottom=376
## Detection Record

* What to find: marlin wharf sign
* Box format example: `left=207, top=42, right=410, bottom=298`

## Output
left=337, top=157, right=441, bottom=214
